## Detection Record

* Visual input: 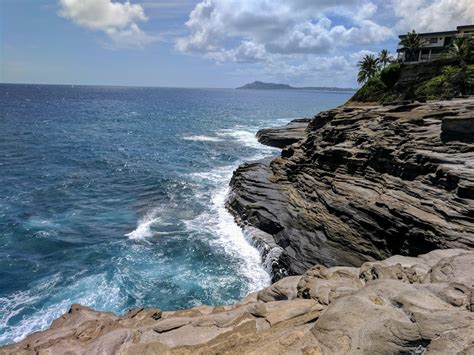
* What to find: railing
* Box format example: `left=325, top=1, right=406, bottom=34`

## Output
left=456, top=33, right=474, bottom=38
left=399, top=51, right=443, bottom=63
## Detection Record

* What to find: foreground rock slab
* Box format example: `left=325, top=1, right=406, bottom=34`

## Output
left=2, top=249, right=473, bottom=354
left=228, top=98, right=474, bottom=278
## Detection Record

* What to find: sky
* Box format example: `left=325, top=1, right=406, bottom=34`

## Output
left=1, top=0, right=473, bottom=88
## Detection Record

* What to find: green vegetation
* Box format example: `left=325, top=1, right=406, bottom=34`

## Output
left=357, top=54, right=380, bottom=84
left=350, top=76, right=388, bottom=102
left=352, top=49, right=397, bottom=102
left=399, top=30, right=426, bottom=61
left=351, top=63, right=474, bottom=103
left=415, top=65, right=474, bottom=99
left=380, top=63, right=401, bottom=88
left=357, top=49, right=395, bottom=85
left=444, top=37, right=474, bottom=67
left=351, top=32, right=474, bottom=103
left=379, top=49, right=393, bottom=68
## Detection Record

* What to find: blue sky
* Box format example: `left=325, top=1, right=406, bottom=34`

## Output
left=1, top=0, right=473, bottom=88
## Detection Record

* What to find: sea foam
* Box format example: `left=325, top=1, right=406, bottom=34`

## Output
left=125, top=212, right=159, bottom=241
left=182, top=135, right=223, bottom=142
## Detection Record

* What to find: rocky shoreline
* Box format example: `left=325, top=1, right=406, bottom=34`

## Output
left=228, top=98, right=474, bottom=281
left=2, top=98, right=473, bottom=354
left=2, top=249, right=473, bottom=354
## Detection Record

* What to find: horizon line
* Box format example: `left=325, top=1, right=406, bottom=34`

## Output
left=0, top=81, right=358, bottom=91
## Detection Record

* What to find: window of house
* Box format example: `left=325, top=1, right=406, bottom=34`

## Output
left=429, top=38, right=438, bottom=44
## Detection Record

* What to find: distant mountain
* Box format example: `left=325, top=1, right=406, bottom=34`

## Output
left=236, top=81, right=355, bottom=92
left=237, top=81, right=293, bottom=90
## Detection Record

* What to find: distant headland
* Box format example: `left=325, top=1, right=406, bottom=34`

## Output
left=236, top=81, right=355, bottom=91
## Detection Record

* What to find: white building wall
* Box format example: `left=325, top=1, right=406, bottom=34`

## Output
left=420, top=35, right=445, bottom=48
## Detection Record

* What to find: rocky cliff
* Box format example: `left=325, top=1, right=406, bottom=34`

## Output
left=2, top=249, right=473, bottom=354
left=227, top=98, right=474, bottom=280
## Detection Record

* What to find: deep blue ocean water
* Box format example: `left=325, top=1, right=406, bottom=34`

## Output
left=0, top=84, right=352, bottom=344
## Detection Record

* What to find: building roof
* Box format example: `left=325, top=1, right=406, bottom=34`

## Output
left=457, top=25, right=474, bottom=30
left=399, top=30, right=457, bottom=39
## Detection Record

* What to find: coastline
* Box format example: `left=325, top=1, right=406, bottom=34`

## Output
left=227, top=97, right=474, bottom=280
left=3, top=248, right=473, bottom=354
left=2, top=97, right=473, bottom=353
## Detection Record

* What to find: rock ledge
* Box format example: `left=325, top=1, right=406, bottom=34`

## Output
left=2, top=249, right=473, bottom=354
left=228, top=98, right=474, bottom=279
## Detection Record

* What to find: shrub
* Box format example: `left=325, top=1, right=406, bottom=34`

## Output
left=441, top=65, right=462, bottom=77
left=415, top=66, right=468, bottom=99
left=350, top=77, right=387, bottom=102
left=414, top=75, right=446, bottom=99
left=380, top=63, right=401, bottom=88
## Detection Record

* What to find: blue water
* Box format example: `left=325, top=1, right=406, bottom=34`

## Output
left=0, top=84, right=351, bottom=344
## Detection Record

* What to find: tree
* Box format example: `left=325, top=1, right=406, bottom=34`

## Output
left=445, top=37, right=474, bottom=67
left=400, top=30, right=426, bottom=61
left=357, top=54, right=380, bottom=84
left=379, top=49, right=393, bottom=68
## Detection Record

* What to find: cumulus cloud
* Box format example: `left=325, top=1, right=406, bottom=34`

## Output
left=176, top=0, right=393, bottom=59
left=173, top=0, right=396, bottom=86
left=392, top=0, right=474, bottom=33
left=173, top=0, right=474, bottom=86
left=58, top=0, right=154, bottom=48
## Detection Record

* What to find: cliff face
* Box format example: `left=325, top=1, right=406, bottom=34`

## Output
left=3, top=249, right=473, bottom=354
left=227, top=98, right=474, bottom=279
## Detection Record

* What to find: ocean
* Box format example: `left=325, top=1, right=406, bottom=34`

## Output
left=0, top=84, right=352, bottom=344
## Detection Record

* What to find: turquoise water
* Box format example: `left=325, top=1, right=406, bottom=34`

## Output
left=0, top=84, right=352, bottom=344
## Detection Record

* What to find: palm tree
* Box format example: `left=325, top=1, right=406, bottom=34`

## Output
left=400, top=30, right=426, bottom=61
left=379, top=49, right=393, bottom=68
left=445, top=37, right=474, bottom=67
left=357, top=54, right=380, bottom=84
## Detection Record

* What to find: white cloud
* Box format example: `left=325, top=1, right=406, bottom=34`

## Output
left=208, top=41, right=267, bottom=63
left=174, top=0, right=474, bottom=86
left=174, top=0, right=395, bottom=86
left=265, top=16, right=392, bottom=55
left=228, top=53, right=363, bottom=87
left=58, top=0, right=155, bottom=48
left=176, top=0, right=393, bottom=58
left=393, top=0, right=474, bottom=33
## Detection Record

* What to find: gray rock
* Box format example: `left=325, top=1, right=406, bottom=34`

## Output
left=228, top=98, right=474, bottom=278
left=256, top=118, right=311, bottom=148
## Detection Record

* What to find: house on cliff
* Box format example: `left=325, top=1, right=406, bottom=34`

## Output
left=397, top=25, right=474, bottom=63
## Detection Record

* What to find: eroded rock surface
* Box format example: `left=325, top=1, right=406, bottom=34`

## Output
left=2, top=249, right=473, bottom=354
left=256, top=118, right=310, bottom=148
left=228, top=98, right=474, bottom=278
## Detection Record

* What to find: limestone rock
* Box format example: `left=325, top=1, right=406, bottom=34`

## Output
left=2, top=250, right=473, bottom=354
left=257, top=275, right=302, bottom=302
